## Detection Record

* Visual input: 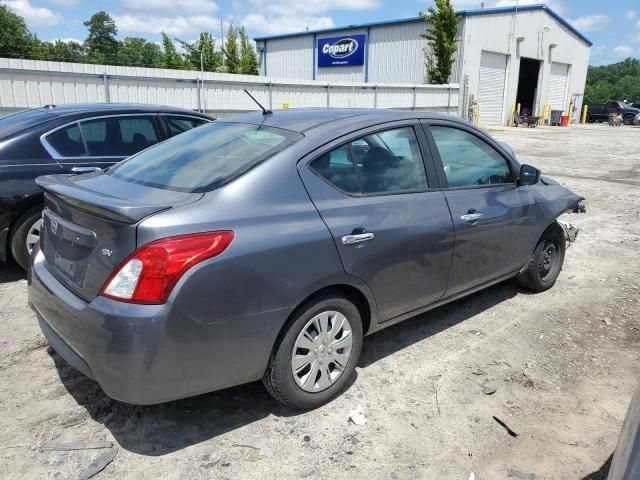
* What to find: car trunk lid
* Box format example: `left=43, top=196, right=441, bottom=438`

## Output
left=36, top=172, right=202, bottom=301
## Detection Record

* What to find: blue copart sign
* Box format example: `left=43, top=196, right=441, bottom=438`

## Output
left=317, top=34, right=366, bottom=68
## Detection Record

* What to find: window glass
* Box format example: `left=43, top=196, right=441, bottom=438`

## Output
left=79, top=116, right=159, bottom=157
left=164, top=116, right=208, bottom=137
left=430, top=126, right=513, bottom=188
left=46, top=123, right=87, bottom=157
left=356, top=127, right=428, bottom=194
left=108, top=122, right=302, bottom=193
left=310, top=145, right=359, bottom=194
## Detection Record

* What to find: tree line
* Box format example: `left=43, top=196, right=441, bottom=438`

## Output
left=584, top=58, right=640, bottom=106
left=0, top=6, right=259, bottom=74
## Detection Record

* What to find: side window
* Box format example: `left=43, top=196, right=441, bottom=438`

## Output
left=45, top=123, right=87, bottom=157
left=309, top=145, right=360, bottom=194
left=79, top=116, right=160, bottom=157
left=430, top=126, right=513, bottom=188
left=356, top=127, right=428, bottom=194
left=310, top=126, right=428, bottom=195
left=164, top=116, right=208, bottom=137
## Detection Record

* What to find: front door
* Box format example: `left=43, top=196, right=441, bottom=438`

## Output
left=298, top=123, right=455, bottom=322
left=424, top=122, right=537, bottom=297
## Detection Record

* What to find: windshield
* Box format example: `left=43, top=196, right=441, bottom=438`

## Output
left=0, top=108, right=56, bottom=139
left=108, top=122, right=303, bottom=193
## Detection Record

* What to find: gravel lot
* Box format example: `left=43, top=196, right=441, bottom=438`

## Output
left=1, top=123, right=639, bottom=480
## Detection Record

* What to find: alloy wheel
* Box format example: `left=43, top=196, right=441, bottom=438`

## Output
left=26, top=218, right=43, bottom=255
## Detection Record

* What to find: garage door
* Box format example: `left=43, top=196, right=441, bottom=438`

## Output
left=478, top=51, right=508, bottom=125
left=547, top=63, right=569, bottom=111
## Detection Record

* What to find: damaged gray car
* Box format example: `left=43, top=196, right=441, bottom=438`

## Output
left=29, top=109, right=585, bottom=409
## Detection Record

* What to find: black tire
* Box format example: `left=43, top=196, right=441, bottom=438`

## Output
left=623, top=115, right=634, bottom=126
left=586, top=114, right=592, bottom=123
left=517, top=223, right=566, bottom=292
left=10, top=206, right=43, bottom=270
left=263, top=293, right=363, bottom=409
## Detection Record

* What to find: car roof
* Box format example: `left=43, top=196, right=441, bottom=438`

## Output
left=34, top=103, right=212, bottom=118
left=223, top=108, right=463, bottom=133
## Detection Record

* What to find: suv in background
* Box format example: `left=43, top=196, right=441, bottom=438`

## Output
left=587, top=101, right=640, bottom=125
left=0, top=104, right=212, bottom=269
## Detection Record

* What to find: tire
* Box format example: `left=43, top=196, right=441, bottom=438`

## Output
left=263, top=293, right=363, bottom=409
left=623, top=115, right=634, bottom=126
left=10, top=206, right=44, bottom=270
left=517, top=223, right=566, bottom=292
left=586, top=114, right=592, bottom=123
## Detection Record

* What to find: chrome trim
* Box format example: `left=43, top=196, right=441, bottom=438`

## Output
left=341, top=233, right=374, bottom=245
left=70, top=166, right=102, bottom=174
left=461, top=213, right=484, bottom=222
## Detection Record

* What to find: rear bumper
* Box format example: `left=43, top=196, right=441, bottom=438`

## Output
left=28, top=252, right=291, bottom=404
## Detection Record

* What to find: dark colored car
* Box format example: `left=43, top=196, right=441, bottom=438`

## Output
left=28, top=109, right=585, bottom=409
left=0, top=104, right=212, bottom=269
left=607, top=387, right=640, bottom=480
left=587, top=101, right=640, bottom=125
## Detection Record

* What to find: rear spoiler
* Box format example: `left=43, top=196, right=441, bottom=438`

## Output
left=36, top=174, right=171, bottom=224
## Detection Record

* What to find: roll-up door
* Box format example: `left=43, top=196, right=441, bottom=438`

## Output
left=478, top=51, right=508, bottom=125
left=547, top=62, right=569, bottom=111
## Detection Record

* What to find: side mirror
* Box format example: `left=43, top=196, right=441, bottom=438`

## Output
left=519, top=164, right=540, bottom=186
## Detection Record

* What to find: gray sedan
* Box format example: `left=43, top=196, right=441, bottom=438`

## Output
left=28, top=109, right=584, bottom=409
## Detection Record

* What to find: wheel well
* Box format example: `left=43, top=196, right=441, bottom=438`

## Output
left=287, top=284, right=372, bottom=336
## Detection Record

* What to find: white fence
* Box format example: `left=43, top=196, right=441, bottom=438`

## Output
left=0, top=58, right=459, bottom=117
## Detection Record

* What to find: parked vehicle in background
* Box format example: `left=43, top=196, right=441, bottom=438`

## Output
left=629, top=103, right=640, bottom=110
left=29, top=109, right=585, bottom=409
left=587, top=101, right=640, bottom=125
left=633, top=113, right=640, bottom=126
left=607, top=387, right=640, bottom=480
left=0, top=104, right=212, bottom=269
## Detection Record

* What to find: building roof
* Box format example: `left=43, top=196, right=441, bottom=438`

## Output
left=254, top=4, right=592, bottom=47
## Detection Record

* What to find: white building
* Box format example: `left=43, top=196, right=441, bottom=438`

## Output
left=254, top=4, right=592, bottom=125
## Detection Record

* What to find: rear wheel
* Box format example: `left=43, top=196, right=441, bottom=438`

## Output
left=623, top=115, right=635, bottom=126
left=10, top=206, right=43, bottom=270
left=517, top=223, right=566, bottom=292
left=263, top=294, right=363, bottom=409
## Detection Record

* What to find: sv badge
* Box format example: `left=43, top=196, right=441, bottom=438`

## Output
left=101, top=248, right=113, bottom=257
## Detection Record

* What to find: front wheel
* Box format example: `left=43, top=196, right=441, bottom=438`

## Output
left=10, top=207, right=44, bottom=270
left=517, top=223, right=566, bottom=292
left=263, top=294, right=363, bottom=409
left=623, top=115, right=635, bottom=126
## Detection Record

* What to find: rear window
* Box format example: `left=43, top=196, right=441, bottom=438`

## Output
left=0, top=109, right=56, bottom=139
left=107, top=122, right=302, bottom=192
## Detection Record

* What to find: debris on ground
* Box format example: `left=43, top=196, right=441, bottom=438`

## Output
left=78, top=448, right=118, bottom=480
left=348, top=406, right=367, bottom=426
left=507, top=467, right=536, bottom=479
left=482, top=385, right=497, bottom=395
left=493, top=416, right=518, bottom=437
left=40, top=441, right=113, bottom=452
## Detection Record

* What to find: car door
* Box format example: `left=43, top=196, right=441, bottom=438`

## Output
left=42, top=115, right=162, bottom=172
left=298, top=122, right=455, bottom=322
left=422, top=121, right=537, bottom=297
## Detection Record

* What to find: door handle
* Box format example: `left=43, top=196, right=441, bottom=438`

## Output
left=461, top=212, right=484, bottom=222
left=342, top=232, right=375, bottom=245
left=71, top=166, right=102, bottom=174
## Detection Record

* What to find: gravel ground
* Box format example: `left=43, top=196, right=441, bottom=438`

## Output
left=0, top=123, right=639, bottom=480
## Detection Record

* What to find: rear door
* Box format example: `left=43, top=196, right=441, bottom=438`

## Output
left=42, top=114, right=162, bottom=172
left=423, top=121, right=537, bottom=297
left=299, top=121, right=454, bottom=322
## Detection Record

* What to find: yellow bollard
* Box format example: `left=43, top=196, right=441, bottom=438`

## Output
left=568, top=103, right=574, bottom=125
left=509, top=104, right=515, bottom=127
left=476, top=104, right=481, bottom=126
left=581, top=105, right=588, bottom=124
left=517, top=103, right=521, bottom=116
left=540, top=104, right=546, bottom=127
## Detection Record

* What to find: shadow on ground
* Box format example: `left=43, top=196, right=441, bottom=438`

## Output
left=0, top=263, right=26, bottom=284
left=581, top=454, right=612, bottom=480
left=54, top=280, right=520, bottom=456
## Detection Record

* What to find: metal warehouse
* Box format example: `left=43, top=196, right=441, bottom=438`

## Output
left=255, top=4, right=592, bottom=125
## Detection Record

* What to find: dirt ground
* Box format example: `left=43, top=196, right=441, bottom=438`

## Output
left=1, top=123, right=639, bottom=480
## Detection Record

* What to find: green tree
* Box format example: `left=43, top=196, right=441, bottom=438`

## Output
left=36, top=40, right=87, bottom=63
left=223, top=23, right=240, bottom=74
left=0, top=5, right=38, bottom=59
left=83, top=11, right=119, bottom=64
left=161, top=32, right=185, bottom=69
left=238, top=26, right=259, bottom=75
left=419, top=0, right=461, bottom=84
left=177, top=32, right=222, bottom=72
left=584, top=58, right=640, bottom=106
left=119, top=37, right=163, bottom=67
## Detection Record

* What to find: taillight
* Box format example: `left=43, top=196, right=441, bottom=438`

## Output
left=100, top=231, right=234, bottom=304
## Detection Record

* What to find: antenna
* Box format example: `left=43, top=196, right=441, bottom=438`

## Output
left=244, top=89, right=272, bottom=115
